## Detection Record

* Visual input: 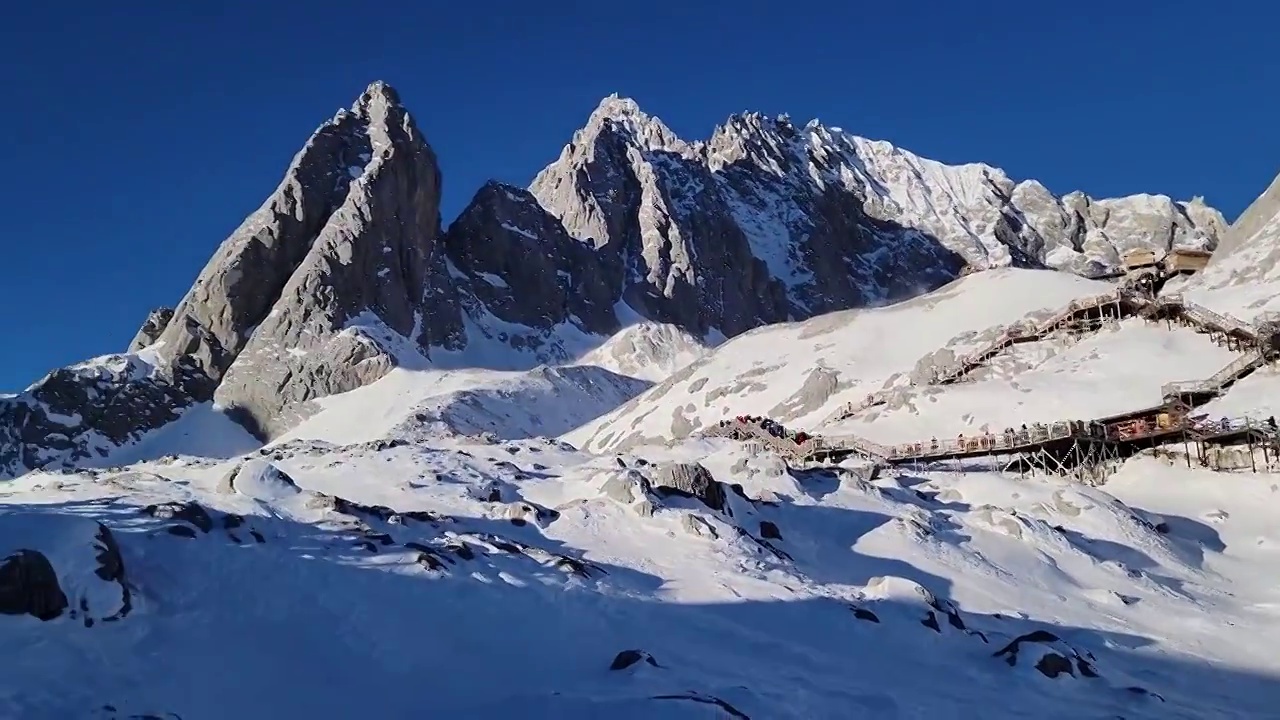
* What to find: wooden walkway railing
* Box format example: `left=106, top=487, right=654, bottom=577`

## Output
left=711, top=292, right=1279, bottom=470
left=864, top=421, right=1084, bottom=463
left=931, top=291, right=1130, bottom=385
left=1161, top=351, right=1267, bottom=402
left=932, top=292, right=1269, bottom=387
left=709, top=411, right=1278, bottom=468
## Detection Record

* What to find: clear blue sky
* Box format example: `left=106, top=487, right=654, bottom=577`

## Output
left=1, top=1, right=1275, bottom=391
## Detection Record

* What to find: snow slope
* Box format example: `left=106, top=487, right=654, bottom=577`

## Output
left=566, top=268, right=1116, bottom=453
left=2, top=428, right=1276, bottom=718
left=577, top=321, right=711, bottom=383
left=6, top=265, right=1280, bottom=719
left=833, top=319, right=1239, bottom=445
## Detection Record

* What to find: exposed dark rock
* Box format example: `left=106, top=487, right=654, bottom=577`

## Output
left=651, top=462, right=727, bottom=513
left=446, top=542, right=474, bottom=560
left=0, top=549, right=67, bottom=620
left=0, top=519, right=131, bottom=625
left=142, top=502, right=213, bottom=533
left=165, top=525, right=197, bottom=539
left=127, top=307, right=175, bottom=352
left=993, top=629, right=1101, bottom=680
left=442, top=182, right=619, bottom=335
left=0, top=355, right=212, bottom=478
left=850, top=606, right=880, bottom=623
left=758, top=520, right=782, bottom=539
left=1125, top=686, right=1166, bottom=701
left=609, top=649, right=659, bottom=670
left=1035, top=652, right=1075, bottom=678
left=415, top=551, right=448, bottom=571
left=554, top=555, right=605, bottom=578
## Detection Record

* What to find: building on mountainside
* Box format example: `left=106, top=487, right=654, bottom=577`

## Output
left=1161, top=248, right=1212, bottom=276
left=1112, top=247, right=1214, bottom=297
left=1121, top=247, right=1159, bottom=272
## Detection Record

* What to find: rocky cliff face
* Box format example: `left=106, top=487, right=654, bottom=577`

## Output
left=1189, top=170, right=1280, bottom=292
left=0, top=354, right=210, bottom=476
left=130, top=81, right=473, bottom=440
left=0, top=82, right=1233, bottom=476
left=518, top=97, right=1225, bottom=329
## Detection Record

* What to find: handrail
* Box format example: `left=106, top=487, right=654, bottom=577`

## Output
left=882, top=421, right=1084, bottom=460
left=936, top=291, right=1127, bottom=383
left=710, top=408, right=1278, bottom=468
left=1161, top=379, right=1213, bottom=397
left=711, top=288, right=1280, bottom=469
left=1192, top=416, right=1258, bottom=436
left=1180, top=301, right=1251, bottom=335
left=1161, top=351, right=1263, bottom=400
left=1208, top=351, right=1263, bottom=386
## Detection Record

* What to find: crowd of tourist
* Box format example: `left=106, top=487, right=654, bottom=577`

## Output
left=719, top=416, right=811, bottom=445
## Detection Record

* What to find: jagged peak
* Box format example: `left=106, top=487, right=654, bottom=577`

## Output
left=353, top=80, right=403, bottom=114
left=475, top=179, right=539, bottom=206
left=591, top=93, right=645, bottom=121
left=718, top=110, right=801, bottom=138
left=324, top=80, right=411, bottom=136
left=578, top=93, right=690, bottom=155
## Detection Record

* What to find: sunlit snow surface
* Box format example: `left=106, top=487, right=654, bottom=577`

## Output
left=3, top=268, right=1279, bottom=719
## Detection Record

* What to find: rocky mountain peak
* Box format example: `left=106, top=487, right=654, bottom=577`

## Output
left=109, top=80, right=462, bottom=442
left=1188, top=170, right=1280, bottom=290
left=0, top=84, right=1238, bottom=477
left=353, top=80, right=403, bottom=115
left=576, top=94, right=693, bottom=158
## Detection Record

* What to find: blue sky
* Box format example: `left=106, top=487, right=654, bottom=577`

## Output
left=1, top=0, right=1275, bottom=390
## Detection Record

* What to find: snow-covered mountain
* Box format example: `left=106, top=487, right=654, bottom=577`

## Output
left=6, top=82, right=1279, bottom=718
left=0, top=83, right=1228, bottom=475
left=6, top=264, right=1280, bottom=718
left=1181, top=169, right=1280, bottom=318
left=528, top=95, right=1225, bottom=329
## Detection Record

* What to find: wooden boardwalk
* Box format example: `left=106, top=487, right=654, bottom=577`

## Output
left=707, top=292, right=1280, bottom=478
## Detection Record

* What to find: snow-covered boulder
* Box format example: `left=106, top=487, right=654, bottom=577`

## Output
left=0, top=512, right=131, bottom=626
left=218, top=459, right=302, bottom=500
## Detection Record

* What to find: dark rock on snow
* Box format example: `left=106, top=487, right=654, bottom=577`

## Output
left=609, top=649, right=660, bottom=670
left=0, top=550, right=68, bottom=621
left=650, top=462, right=728, bottom=513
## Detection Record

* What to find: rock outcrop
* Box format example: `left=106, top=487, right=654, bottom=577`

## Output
left=441, top=182, right=618, bottom=335
left=182, top=83, right=464, bottom=438
left=650, top=462, right=727, bottom=513
left=153, top=82, right=463, bottom=395
left=126, top=307, right=174, bottom=352
left=0, top=513, right=132, bottom=626
left=0, top=549, right=67, bottom=621
left=0, top=354, right=211, bottom=477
